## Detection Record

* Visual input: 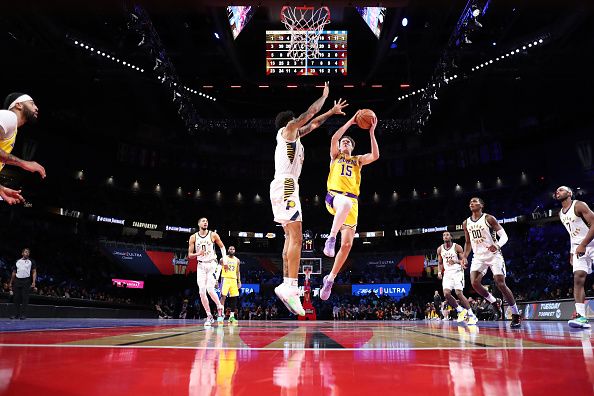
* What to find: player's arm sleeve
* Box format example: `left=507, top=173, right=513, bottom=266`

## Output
left=496, top=228, right=508, bottom=247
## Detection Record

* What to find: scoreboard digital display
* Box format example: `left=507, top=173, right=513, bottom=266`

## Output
left=266, top=30, right=347, bottom=76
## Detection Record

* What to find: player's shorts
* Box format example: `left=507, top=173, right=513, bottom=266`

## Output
left=470, top=253, right=506, bottom=277
left=572, top=246, right=594, bottom=274
left=442, top=270, right=465, bottom=291
left=196, top=259, right=217, bottom=291
left=270, top=177, right=302, bottom=225
left=221, top=277, right=240, bottom=297
left=325, top=190, right=358, bottom=228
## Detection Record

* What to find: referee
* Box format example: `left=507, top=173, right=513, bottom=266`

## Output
left=8, top=248, right=37, bottom=320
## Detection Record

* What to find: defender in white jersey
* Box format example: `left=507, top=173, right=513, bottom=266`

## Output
left=462, top=197, right=521, bottom=328
left=555, top=186, right=594, bottom=328
left=437, top=231, right=477, bottom=324
left=188, top=217, right=227, bottom=326
left=270, top=82, right=348, bottom=316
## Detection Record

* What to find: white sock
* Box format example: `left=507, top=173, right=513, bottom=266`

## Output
left=486, top=294, right=497, bottom=303
left=230, top=312, right=235, bottom=318
left=510, top=304, right=519, bottom=315
left=456, top=306, right=464, bottom=313
left=284, top=277, right=298, bottom=288
left=576, top=303, right=586, bottom=317
left=327, top=272, right=337, bottom=282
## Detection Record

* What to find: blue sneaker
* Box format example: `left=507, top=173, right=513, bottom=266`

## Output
left=569, top=314, right=591, bottom=329
left=320, top=275, right=334, bottom=301
left=323, top=237, right=336, bottom=257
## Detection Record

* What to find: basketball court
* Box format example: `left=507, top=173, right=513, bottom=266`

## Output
left=0, top=319, right=592, bottom=394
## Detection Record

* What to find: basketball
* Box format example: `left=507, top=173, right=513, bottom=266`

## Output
left=355, top=109, right=376, bottom=129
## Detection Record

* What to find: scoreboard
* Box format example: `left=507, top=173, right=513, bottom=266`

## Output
left=266, top=30, right=347, bottom=76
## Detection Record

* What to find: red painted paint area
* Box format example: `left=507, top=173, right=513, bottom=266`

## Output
left=0, top=325, right=196, bottom=345
left=0, top=347, right=593, bottom=395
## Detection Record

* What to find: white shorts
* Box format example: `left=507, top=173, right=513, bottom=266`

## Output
left=270, top=177, right=302, bottom=225
left=443, top=271, right=465, bottom=291
left=470, top=253, right=506, bottom=277
left=572, top=247, right=594, bottom=274
left=197, top=259, right=217, bottom=291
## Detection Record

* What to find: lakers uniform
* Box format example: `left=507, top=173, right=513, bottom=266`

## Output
left=325, top=153, right=362, bottom=228
left=466, top=214, right=506, bottom=276
left=440, top=243, right=464, bottom=291
left=560, top=200, right=594, bottom=274
left=195, top=231, right=218, bottom=291
left=270, top=127, right=304, bottom=225
left=0, top=110, right=18, bottom=173
left=221, top=256, right=240, bottom=297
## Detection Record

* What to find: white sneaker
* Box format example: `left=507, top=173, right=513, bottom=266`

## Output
left=204, top=315, right=215, bottom=327
left=274, top=283, right=305, bottom=316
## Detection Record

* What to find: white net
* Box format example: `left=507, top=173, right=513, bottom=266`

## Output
left=281, top=6, right=330, bottom=61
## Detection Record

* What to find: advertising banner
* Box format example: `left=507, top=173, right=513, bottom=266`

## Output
left=351, top=284, right=411, bottom=300
left=112, top=279, right=145, bottom=289
left=506, top=298, right=594, bottom=320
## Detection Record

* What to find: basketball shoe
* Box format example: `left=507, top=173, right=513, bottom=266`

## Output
left=274, top=283, right=305, bottom=316
left=320, top=275, right=334, bottom=301
left=323, top=237, right=336, bottom=258
left=569, top=314, right=591, bottom=329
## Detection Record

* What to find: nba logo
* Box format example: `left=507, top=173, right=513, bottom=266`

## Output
left=379, top=287, right=383, bottom=295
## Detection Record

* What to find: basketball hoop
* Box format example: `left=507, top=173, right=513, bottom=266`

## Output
left=303, top=264, right=313, bottom=281
left=280, top=6, right=331, bottom=61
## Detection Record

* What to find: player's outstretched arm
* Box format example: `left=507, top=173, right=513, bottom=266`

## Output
left=575, top=201, right=594, bottom=256
left=330, top=111, right=359, bottom=159
left=0, top=148, right=46, bottom=179
left=299, top=98, right=348, bottom=139
left=359, top=115, right=380, bottom=166
left=284, top=82, right=329, bottom=140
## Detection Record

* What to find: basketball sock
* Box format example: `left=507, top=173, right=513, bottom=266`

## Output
left=284, top=277, right=298, bottom=288
left=485, top=294, right=497, bottom=303
left=327, top=272, right=337, bottom=282
left=576, top=303, right=586, bottom=317
left=230, top=312, right=235, bottom=318
left=510, top=304, right=519, bottom=315
left=456, top=306, right=464, bottom=313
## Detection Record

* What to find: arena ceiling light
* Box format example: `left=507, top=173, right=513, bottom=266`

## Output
left=70, top=36, right=215, bottom=103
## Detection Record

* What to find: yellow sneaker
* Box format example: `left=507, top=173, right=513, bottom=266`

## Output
left=467, top=315, right=478, bottom=326
left=456, top=309, right=468, bottom=323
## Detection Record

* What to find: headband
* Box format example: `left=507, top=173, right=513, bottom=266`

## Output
left=8, top=94, right=33, bottom=110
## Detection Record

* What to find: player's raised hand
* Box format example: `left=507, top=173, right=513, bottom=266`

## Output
left=322, top=81, right=330, bottom=97
left=0, top=185, right=25, bottom=205
left=331, top=98, right=349, bottom=115
left=369, top=114, right=378, bottom=133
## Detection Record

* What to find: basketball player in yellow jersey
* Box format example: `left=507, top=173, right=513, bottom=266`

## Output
left=218, top=245, right=241, bottom=323
left=320, top=111, right=379, bottom=300
left=0, top=93, right=46, bottom=204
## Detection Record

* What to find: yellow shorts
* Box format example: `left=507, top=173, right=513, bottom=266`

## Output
left=221, top=278, right=239, bottom=297
left=325, top=190, right=358, bottom=228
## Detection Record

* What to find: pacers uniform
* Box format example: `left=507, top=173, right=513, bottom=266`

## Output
left=0, top=110, right=18, bottom=173
left=221, top=256, right=240, bottom=297
left=441, top=243, right=464, bottom=291
left=195, top=231, right=218, bottom=291
left=270, top=127, right=304, bottom=224
left=325, top=153, right=362, bottom=228
left=466, top=214, right=506, bottom=276
left=560, top=200, right=594, bottom=274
